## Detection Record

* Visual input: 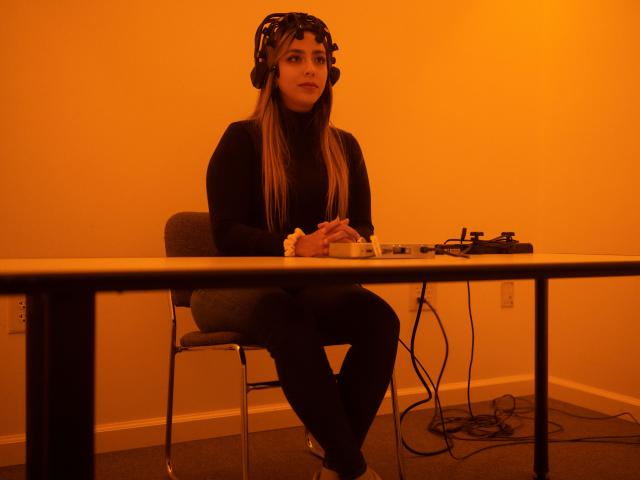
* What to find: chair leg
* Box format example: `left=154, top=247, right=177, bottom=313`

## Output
left=390, top=371, right=406, bottom=480
left=165, top=344, right=178, bottom=480
left=236, top=346, right=250, bottom=480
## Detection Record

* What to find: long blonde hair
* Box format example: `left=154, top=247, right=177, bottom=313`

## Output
left=250, top=28, right=349, bottom=232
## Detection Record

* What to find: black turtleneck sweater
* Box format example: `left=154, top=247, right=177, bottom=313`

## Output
left=206, top=109, right=373, bottom=256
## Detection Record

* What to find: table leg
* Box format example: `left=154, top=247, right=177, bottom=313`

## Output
left=534, top=278, right=549, bottom=479
left=26, top=291, right=96, bottom=480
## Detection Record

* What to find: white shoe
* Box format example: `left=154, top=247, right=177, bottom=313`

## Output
left=354, top=467, right=383, bottom=479
left=313, top=465, right=381, bottom=480
left=313, top=466, right=340, bottom=480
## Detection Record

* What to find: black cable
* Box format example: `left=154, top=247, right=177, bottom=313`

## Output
left=398, top=282, right=451, bottom=456
left=548, top=407, right=639, bottom=425
left=424, top=283, right=640, bottom=457
left=466, top=280, right=475, bottom=418
left=443, top=432, right=640, bottom=461
left=429, top=395, right=640, bottom=460
left=399, top=284, right=529, bottom=459
left=425, top=284, right=522, bottom=455
left=424, top=295, right=456, bottom=456
left=408, top=282, right=433, bottom=402
left=398, top=252, right=640, bottom=461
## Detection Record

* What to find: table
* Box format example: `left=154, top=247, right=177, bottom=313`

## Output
left=2, top=253, right=640, bottom=479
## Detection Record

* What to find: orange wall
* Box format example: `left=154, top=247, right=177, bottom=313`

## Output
left=539, top=1, right=640, bottom=254
left=1, top=0, right=639, bottom=457
left=0, top=1, right=542, bottom=257
left=539, top=1, right=640, bottom=398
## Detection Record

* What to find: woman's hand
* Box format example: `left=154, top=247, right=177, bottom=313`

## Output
left=295, top=218, right=361, bottom=257
left=317, top=218, right=362, bottom=242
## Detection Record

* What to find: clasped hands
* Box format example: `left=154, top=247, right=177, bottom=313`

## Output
left=295, top=217, right=362, bottom=257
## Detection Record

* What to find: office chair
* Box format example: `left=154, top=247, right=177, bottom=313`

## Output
left=163, top=211, right=406, bottom=480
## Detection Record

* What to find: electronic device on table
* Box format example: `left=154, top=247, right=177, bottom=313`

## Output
left=329, top=240, right=436, bottom=259
left=435, top=229, right=533, bottom=255
left=328, top=229, right=533, bottom=258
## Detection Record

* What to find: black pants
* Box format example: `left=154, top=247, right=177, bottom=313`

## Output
left=190, top=284, right=400, bottom=479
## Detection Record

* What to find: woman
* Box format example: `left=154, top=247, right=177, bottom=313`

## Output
left=191, top=13, right=399, bottom=480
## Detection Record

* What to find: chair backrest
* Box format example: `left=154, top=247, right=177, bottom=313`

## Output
left=164, top=211, right=218, bottom=307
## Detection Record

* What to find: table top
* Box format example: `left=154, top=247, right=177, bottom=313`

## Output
left=1, top=253, right=640, bottom=293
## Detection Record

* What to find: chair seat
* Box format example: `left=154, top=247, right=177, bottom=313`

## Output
left=180, top=330, right=348, bottom=349
left=180, top=330, right=258, bottom=348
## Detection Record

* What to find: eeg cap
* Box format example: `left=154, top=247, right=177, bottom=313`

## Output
left=250, top=12, right=341, bottom=89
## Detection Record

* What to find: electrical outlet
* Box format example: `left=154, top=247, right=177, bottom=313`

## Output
left=8, top=295, right=27, bottom=334
left=501, top=282, right=514, bottom=308
left=409, top=283, right=436, bottom=312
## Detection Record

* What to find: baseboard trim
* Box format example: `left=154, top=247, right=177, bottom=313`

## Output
left=382, top=373, right=536, bottom=414
left=549, top=376, right=640, bottom=422
left=0, top=373, right=535, bottom=467
left=5, top=374, right=637, bottom=467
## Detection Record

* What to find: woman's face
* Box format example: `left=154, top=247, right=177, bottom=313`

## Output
left=276, top=31, right=328, bottom=112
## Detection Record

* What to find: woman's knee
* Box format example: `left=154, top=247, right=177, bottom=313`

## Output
left=372, top=304, right=400, bottom=347
left=338, top=287, right=400, bottom=346
left=356, top=288, right=400, bottom=339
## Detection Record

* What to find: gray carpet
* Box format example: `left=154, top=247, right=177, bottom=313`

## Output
left=1, top=397, right=638, bottom=479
